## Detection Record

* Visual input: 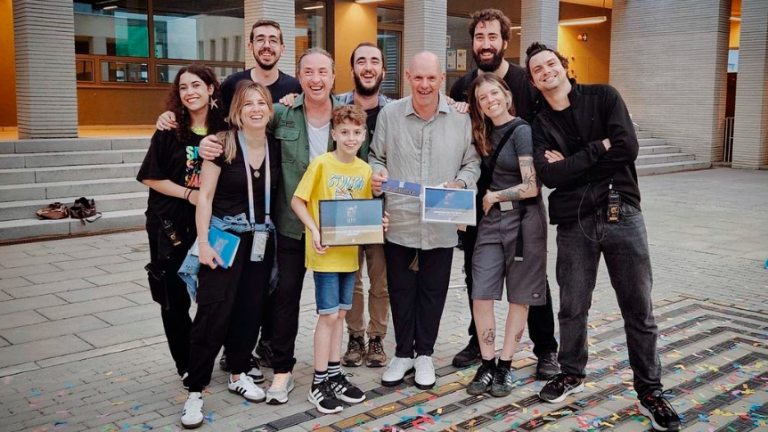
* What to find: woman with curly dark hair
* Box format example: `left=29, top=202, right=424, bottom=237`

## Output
left=137, top=64, right=225, bottom=390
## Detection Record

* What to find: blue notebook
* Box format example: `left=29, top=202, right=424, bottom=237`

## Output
left=190, top=226, right=240, bottom=269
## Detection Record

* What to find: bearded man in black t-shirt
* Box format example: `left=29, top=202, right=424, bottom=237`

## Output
left=448, top=9, right=559, bottom=381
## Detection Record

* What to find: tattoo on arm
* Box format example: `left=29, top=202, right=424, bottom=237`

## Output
left=496, top=157, right=538, bottom=202
left=481, top=328, right=495, bottom=346
left=514, top=328, right=524, bottom=343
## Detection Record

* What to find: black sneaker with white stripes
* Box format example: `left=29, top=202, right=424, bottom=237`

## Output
left=538, top=373, right=584, bottom=403
left=329, top=373, right=366, bottom=404
left=308, top=379, right=343, bottom=414
left=466, top=364, right=495, bottom=395
left=638, top=390, right=681, bottom=431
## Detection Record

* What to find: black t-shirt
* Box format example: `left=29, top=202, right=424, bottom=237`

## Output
left=365, top=105, right=381, bottom=145
left=211, top=135, right=280, bottom=221
left=137, top=130, right=202, bottom=227
left=449, top=63, right=541, bottom=124
left=220, top=69, right=302, bottom=111
left=548, top=106, right=583, bottom=156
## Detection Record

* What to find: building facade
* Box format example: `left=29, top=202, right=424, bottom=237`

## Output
left=2, top=0, right=766, bottom=168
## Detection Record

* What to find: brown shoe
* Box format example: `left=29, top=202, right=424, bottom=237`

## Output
left=365, top=336, right=388, bottom=368
left=343, top=334, right=365, bottom=367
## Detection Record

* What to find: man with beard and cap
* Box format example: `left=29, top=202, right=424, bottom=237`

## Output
left=335, top=43, right=392, bottom=369
left=448, top=8, right=560, bottom=382
left=156, top=19, right=301, bottom=385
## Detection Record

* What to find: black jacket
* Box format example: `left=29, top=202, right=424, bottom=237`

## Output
left=532, top=80, right=641, bottom=225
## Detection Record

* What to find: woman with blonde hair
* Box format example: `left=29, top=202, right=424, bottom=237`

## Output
left=181, top=80, right=279, bottom=429
left=464, top=73, right=547, bottom=398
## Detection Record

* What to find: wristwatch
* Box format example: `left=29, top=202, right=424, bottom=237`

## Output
left=456, top=179, right=467, bottom=189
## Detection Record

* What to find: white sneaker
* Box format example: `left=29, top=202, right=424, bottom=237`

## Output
left=382, top=356, right=415, bottom=387
left=266, top=372, right=294, bottom=405
left=181, top=392, right=204, bottom=429
left=228, top=374, right=266, bottom=403
left=246, top=366, right=265, bottom=384
left=414, top=355, right=436, bottom=390
left=181, top=372, right=189, bottom=390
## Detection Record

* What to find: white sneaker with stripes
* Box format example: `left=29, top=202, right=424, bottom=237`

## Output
left=228, top=374, right=266, bottom=403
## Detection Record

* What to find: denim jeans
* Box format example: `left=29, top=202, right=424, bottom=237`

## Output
left=555, top=203, right=662, bottom=398
left=313, top=271, right=355, bottom=315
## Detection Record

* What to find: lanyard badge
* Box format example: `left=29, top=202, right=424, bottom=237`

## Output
left=237, top=131, right=271, bottom=261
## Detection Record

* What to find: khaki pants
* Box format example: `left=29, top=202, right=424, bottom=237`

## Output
left=346, top=244, right=389, bottom=338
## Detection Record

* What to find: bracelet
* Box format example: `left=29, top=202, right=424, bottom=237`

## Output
left=184, top=188, right=192, bottom=202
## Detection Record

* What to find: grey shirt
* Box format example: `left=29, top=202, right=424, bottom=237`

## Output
left=486, top=118, right=533, bottom=192
left=369, top=94, right=481, bottom=250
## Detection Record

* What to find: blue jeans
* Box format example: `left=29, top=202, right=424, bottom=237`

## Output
left=555, top=203, right=662, bottom=398
left=314, top=271, right=355, bottom=315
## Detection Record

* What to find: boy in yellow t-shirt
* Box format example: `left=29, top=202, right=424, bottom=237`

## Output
left=292, top=105, right=375, bottom=414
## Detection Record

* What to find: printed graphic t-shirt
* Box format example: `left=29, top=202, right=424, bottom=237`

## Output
left=137, top=129, right=202, bottom=226
left=293, top=152, right=373, bottom=272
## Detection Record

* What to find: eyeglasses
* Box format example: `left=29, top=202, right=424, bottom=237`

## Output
left=252, top=37, right=280, bottom=47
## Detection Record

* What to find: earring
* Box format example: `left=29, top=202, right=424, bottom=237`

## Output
left=209, top=98, right=219, bottom=110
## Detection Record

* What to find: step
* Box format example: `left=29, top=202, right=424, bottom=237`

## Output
left=0, top=163, right=142, bottom=185
left=637, top=161, right=712, bottom=176
left=0, top=208, right=145, bottom=242
left=637, top=145, right=681, bottom=156
left=636, top=153, right=695, bottom=166
left=0, top=149, right=146, bottom=169
left=638, top=138, right=666, bottom=147
left=0, top=137, right=150, bottom=154
left=0, top=178, right=146, bottom=203
left=637, top=130, right=653, bottom=139
left=0, top=192, right=147, bottom=222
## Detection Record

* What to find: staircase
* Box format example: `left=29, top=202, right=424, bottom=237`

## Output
left=635, top=130, right=711, bottom=176
left=0, top=137, right=150, bottom=243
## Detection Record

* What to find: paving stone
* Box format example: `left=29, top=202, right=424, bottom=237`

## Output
left=37, top=297, right=137, bottom=321
left=56, top=281, right=145, bottom=304
left=76, top=319, right=164, bottom=348
left=1, top=253, right=75, bottom=269
left=1, top=315, right=110, bottom=344
left=0, top=263, right=60, bottom=279
left=25, top=267, right=107, bottom=285
left=0, top=276, right=32, bottom=290
left=4, top=278, right=96, bottom=299
left=0, top=310, right=48, bottom=330
left=52, top=254, right=130, bottom=271
left=93, top=303, right=160, bottom=326
left=83, top=270, right=147, bottom=286
left=0, top=294, right=67, bottom=315
left=0, top=289, right=12, bottom=301
left=0, top=334, right=92, bottom=368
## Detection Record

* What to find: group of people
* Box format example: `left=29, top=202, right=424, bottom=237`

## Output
left=138, top=8, right=680, bottom=432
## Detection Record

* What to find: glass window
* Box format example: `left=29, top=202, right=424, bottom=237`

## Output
left=101, top=61, right=148, bottom=83
left=152, top=0, right=244, bottom=62
left=76, top=60, right=94, bottom=82
left=74, top=1, right=149, bottom=57
left=378, top=30, right=401, bottom=99
left=446, top=15, right=475, bottom=92
left=728, top=49, right=739, bottom=73
left=377, top=7, right=404, bottom=26
left=295, top=1, right=327, bottom=65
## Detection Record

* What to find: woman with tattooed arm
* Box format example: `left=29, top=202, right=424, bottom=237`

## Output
left=464, top=74, right=548, bottom=397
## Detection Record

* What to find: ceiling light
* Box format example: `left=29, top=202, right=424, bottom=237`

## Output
left=303, top=5, right=324, bottom=10
left=730, top=16, right=741, bottom=22
left=511, top=26, right=522, bottom=31
left=103, top=5, right=118, bottom=10
left=559, top=16, right=608, bottom=27
left=355, top=0, right=387, bottom=3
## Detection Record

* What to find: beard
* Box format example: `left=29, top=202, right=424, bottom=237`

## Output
left=473, top=48, right=505, bottom=73
left=353, top=71, right=383, bottom=97
left=254, top=48, right=278, bottom=71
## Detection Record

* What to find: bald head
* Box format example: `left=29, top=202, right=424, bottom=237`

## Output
left=406, top=51, right=445, bottom=117
left=409, top=51, right=442, bottom=74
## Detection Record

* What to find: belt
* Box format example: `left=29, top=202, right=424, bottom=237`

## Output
left=492, top=196, right=539, bottom=210
left=491, top=196, right=540, bottom=261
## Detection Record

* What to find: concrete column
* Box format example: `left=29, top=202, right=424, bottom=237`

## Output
left=610, top=0, right=730, bottom=161
left=244, top=0, right=296, bottom=76
left=520, top=0, right=559, bottom=64
left=732, top=0, right=768, bottom=169
left=13, top=0, right=78, bottom=139
left=403, top=0, right=447, bottom=95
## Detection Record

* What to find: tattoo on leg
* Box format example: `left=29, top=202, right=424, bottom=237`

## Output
left=482, top=328, right=495, bottom=345
left=514, top=329, right=524, bottom=343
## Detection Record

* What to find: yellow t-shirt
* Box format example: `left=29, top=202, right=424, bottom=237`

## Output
left=293, top=152, right=373, bottom=272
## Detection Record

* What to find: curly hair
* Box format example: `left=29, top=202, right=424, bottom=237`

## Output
left=467, top=73, right=516, bottom=157
left=524, top=42, right=570, bottom=82
left=468, top=8, right=512, bottom=42
left=166, top=65, right=226, bottom=145
left=332, top=105, right=367, bottom=128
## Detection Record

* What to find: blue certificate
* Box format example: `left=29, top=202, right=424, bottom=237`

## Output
left=319, top=199, right=385, bottom=246
left=421, top=187, right=476, bottom=226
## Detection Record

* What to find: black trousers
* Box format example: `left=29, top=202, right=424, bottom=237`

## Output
left=384, top=242, right=453, bottom=358
left=268, top=233, right=307, bottom=374
left=461, top=225, right=558, bottom=358
left=186, top=232, right=274, bottom=391
left=146, top=226, right=193, bottom=377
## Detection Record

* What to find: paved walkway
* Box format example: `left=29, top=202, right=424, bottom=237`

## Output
left=0, top=167, right=766, bottom=432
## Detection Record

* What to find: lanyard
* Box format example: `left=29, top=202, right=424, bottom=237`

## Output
left=237, top=131, right=271, bottom=227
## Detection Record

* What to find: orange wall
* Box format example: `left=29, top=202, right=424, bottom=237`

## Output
left=333, top=1, right=378, bottom=94
left=78, top=88, right=168, bottom=125
left=0, top=0, right=17, bottom=128
left=557, top=3, right=612, bottom=84
left=729, top=20, right=740, bottom=49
